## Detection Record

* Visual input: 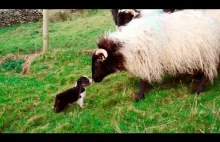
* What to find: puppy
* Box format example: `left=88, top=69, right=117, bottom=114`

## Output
left=53, top=75, right=92, bottom=113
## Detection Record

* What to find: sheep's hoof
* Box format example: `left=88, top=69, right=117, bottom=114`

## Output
left=194, top=91, right=201, bottom=95
left=194, top=88, right=203, bottom=95
left=135, top=95, right=145, bottom=102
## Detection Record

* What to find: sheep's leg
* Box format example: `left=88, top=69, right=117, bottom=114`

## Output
left=136, top=79, right=148, bottom=102
left=194, top=74, right=209, bottom=94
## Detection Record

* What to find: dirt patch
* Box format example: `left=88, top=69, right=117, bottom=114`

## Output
left=22, top=53, right=42, bottom=75
left=0, top=52, right=42, bottom=75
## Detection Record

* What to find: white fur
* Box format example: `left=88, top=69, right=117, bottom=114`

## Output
left=119, top=9, right=126, bottom=13
left=138, top=9, right=163, bottom=17
left=89, top=78, right=92, bottom=84
left=104, top=10, right=220, bottom=83
left=74, top=83, right=77, bottom=87
left=204, top=9, right=220, bottom=25
left=76, top=91, right=86, bottom=108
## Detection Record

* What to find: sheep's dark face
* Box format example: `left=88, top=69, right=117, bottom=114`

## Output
left=92, top=38, right=126, bottom=83
left=117, top=12, right=134, bottom=27
left=92, top=52, right=117, bottom=82
left=110, top=9, right=140, bottom=27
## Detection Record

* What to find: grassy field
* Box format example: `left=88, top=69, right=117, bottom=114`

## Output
left=0, top=9, right=219, bottom=133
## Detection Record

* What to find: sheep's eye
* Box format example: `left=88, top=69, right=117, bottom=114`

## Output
left=96, top=59, right=102, bottom=63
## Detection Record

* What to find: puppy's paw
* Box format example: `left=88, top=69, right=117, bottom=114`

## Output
left=82, top=103, right=89, bottom=108
left=77, top=102, right=83, bottom=108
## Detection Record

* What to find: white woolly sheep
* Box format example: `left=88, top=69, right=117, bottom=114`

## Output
left=92, top=9, right=220, bottom=102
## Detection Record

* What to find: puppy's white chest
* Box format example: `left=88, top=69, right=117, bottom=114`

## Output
left=79, top=91, right=86, bottom=99
left=76, top=91, right=86, bottom=108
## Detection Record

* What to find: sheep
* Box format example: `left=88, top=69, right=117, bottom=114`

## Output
left=163, top=9, right=183, bottom=13
left=91, top=9, right=220, bottom=102
left=110, top=9, right=183, bottom=28
left=204, top=9, right=220, bottom=24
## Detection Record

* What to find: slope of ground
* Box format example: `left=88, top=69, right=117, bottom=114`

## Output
left=0, top=10, right=219, bottom=133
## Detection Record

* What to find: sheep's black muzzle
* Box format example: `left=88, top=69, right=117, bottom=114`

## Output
left=92, top=77, right=102, bottom=83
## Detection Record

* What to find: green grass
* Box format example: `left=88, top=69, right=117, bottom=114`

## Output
left=0, top=9, right=219, bottom=133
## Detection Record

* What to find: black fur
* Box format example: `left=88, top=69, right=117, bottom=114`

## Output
left=163, top=9, right=183, bottom=13
left=117, top=11, right=135, bottom=27
left=53, top=76, right=91, bottom=113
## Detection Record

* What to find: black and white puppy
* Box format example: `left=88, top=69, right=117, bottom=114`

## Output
left=53, top=76, right=92, bottom=113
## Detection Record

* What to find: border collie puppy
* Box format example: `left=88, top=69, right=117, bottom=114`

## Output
left=53, top=76, right=92, bottom=113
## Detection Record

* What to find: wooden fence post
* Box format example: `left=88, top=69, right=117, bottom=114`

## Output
left=43, top=9, right=49, bottom=53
